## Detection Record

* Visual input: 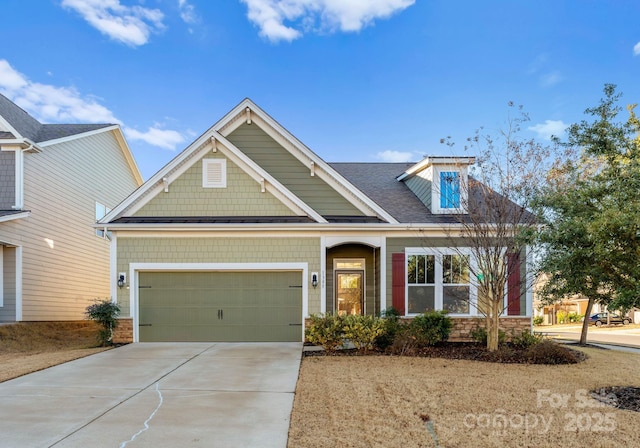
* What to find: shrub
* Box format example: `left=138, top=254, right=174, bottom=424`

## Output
left=85, top=299, right=120, bottom=346
left=305, top=313, right=345, bottom=352
left=470, top=326, right=506, bottom=346
left=389, top=324, right=419, bottom=355
left=557, top=310, right=567, bottom=324
left=374, top=307, right=403, bottom=350
left=511, top=330, right=544, bottom=350
left=342, top=315, right=386, bottom=352
left=525, top=340, right=580, bottom=364
left=533, top=316, right=544, bottom=326
left=409, top=311, right=452, bottom=346
left=567, top=312, right=583, bottom=323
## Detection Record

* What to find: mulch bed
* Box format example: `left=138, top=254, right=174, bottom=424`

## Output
left=304, top=340, right=588, bottom=364
left=591, top=386, right=640, bottom=412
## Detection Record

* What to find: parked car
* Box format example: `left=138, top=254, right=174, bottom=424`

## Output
left=588, top=313, right=631, bottom=326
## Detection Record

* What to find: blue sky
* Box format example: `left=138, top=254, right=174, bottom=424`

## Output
left=1, top=0, right=639, bottom=179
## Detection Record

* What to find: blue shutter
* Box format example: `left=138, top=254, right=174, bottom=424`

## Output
left=440, top=172, right=460, bottom=208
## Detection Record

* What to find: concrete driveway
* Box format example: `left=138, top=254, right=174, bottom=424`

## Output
left=0, top=342, right=302, bottom=447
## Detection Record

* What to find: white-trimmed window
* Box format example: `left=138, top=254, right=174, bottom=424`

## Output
left=431, top=166, right=467, bottom=214
left=95, top=202, right=111, bottom=238
left=406, top=248, right=474, bottom=315
left=202, top=159, right=227, bottom=188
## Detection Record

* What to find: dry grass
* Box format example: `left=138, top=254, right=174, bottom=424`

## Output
left=0, top=321, right=110, bottom=382
left=288, top=347, right=640, bottom=448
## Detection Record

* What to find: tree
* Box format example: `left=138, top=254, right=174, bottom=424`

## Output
left=437, top=104, right=556, bottom=351
left=534, top=84, right=640, bottom=345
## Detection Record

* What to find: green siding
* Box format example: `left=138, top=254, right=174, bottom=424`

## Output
left=227, top=123, right=364, bottom=216
left=133, top=153, right=295, bottom=217
left=117, top=236, right=321, bottom=316
left=404, top=175, right=431, bottom=209
left=138, top=271, right=302, bottom=342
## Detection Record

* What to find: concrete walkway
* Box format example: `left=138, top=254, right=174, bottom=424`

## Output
left=0, top=342, right=302, bottom=447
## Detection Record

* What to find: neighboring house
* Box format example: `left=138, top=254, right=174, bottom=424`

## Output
left=100, top=99, right=532, bottom=343
left=0, top=94, right=143, bottom=323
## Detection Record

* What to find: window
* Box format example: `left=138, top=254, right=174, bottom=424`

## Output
left=202, top=159, right=227, bottom=188
left=95, top=202, right=111, bottom=238
left=406, top=249, right=472, bottom=315
left=440, top=171, right=460, bottom=208
left=407, top=254, right=435, bottom=313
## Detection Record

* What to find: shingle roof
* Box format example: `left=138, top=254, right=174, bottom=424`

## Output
left=0, top=93, right=112, bottom=143
left=330, top=162, right=535, bottom=225
left=330, top=162, right=461, bottom=223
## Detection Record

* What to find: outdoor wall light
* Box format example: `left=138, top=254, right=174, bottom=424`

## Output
left=311, top=272, right=318, bottom=288
left=117, top=273, right=126, bottom=288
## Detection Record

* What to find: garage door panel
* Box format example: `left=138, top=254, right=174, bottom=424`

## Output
left=138, top=271, right=303, bottom=342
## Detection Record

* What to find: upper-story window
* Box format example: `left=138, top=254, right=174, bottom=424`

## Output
left=95, top=202, right=111, bottom=238
left=440, top=171, right=460, bottom=209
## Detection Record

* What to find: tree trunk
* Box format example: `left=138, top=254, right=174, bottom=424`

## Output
left=487, top=300, right=500, bottom=352
left=579, top=297, right=594, bottom=345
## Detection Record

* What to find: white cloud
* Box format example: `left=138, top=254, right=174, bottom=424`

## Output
left=528, top=120, right=568, bottom=141
left=61, top=0, right=164, bottom=46
left=0, top=59, right=184, bottom=150
left=124, top=126, right=185, bottom=150
left=376, top=150, right=414, bottom=163
left=634, top=42, right=640, bottom=56
left=178, top=0, right=198, bottom=25
left=240, top=0, right=415, bottom=42
left=540, top=71, right=563, bottom=87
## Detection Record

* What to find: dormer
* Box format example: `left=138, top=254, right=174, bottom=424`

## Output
left=396, top=156, right=475, bottom=214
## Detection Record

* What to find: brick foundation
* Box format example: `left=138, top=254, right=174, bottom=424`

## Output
left=447, top=316, right=532, bottom=342
left=113, top=318, right=133, bottom=344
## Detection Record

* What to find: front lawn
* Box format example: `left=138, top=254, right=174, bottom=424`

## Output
left=288, top=346, right=640, bottom=447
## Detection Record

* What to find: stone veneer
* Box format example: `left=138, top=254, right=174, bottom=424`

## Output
left=113, top=318, right=133, bottom=344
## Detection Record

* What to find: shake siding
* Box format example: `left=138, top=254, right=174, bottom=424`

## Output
left=227, top=124, right=364, bottom=216
left=116, top=236, right=321, bottom=316
left=4, top=131, right=140, bottom=321
left=133, top=153, right=294, bottom=217
left=0, top=246, right=16, bottom=321
left=0, top=151, right=15, bottom=209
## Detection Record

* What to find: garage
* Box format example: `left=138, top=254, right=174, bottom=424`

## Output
left=137, top=271, right=303, bottom=342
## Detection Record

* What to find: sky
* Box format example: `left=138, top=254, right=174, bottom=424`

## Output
left=1, top=0, right=639, bottom=180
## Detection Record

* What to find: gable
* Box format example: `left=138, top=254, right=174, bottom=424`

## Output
left=226, top=123, right=364, bottom=217
left=132, top=152, right=296, bottom=217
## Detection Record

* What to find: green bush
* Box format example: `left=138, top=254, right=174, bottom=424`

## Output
left=305, top=313, right=345, bottom=352
left=342, top=315, right=386, bottom=352
left=470, top=326, right=506, bottom=346
left=389, top=324, right=419, bottom=355
left=409, top=311, right=452, bottom=346
left=374, top=307, right=403, bottom=350
left=533, top=316, right=544, bottom=326
left=511, top=330, right=544, bottom=349
left=567, top=312, right=583, bottom=323
left=85, top=299, right=120, bottom=346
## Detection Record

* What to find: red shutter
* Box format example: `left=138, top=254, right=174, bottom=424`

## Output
left=392, top=253, right=406, bottom=315
left=507, top=252, right=521, bottom=316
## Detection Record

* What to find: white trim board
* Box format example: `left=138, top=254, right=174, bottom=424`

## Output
left=128, top=262, right=309, bottom=343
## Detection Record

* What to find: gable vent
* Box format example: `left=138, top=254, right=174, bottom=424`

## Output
left=202, top=159, right=227, bottom=188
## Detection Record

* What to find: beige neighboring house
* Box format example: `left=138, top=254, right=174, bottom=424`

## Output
left=0, top=94, right=143, bottom=323
left=100, top=99, right=532, bottom=343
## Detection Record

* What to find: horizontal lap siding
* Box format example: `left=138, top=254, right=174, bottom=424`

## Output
left=117, top=236, right=321, bottom=316
left=227, top=124, right=363, bottom=216
left=133, top=153, right=295, bottom=217
left=14, top=131, right=139, bottom=321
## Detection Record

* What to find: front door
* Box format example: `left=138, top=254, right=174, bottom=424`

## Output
left=336, top=271, right=364, bottom=315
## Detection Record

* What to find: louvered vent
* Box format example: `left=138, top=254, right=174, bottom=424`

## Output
left=202, top=159, right=227, bottom=188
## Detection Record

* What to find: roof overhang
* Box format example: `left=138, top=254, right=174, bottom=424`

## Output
left=0, top=210, right=30, bottom=223
left=397, top=156, right=476, bottom=181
